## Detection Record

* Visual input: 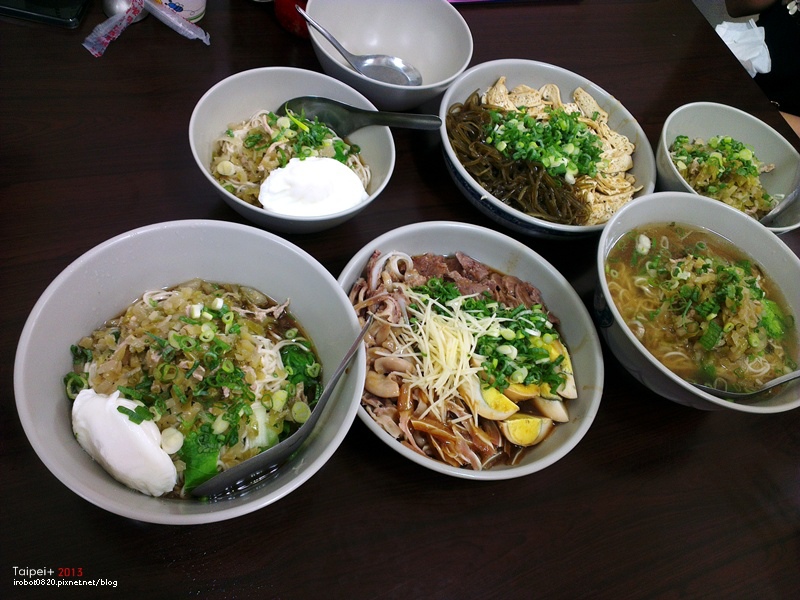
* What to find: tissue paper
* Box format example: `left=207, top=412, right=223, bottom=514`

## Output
left=715, top=19, right=772, bottom=78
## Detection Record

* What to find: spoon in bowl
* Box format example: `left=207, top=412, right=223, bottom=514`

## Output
left=691, top=368, right=800, bottom=400
left=278, top=96, right=441, bottom=137
left=296, top=6, right=423, bottom=86
left=759, top=186, right=799, bottom=227
left=190, top=313, right=373, bottom=499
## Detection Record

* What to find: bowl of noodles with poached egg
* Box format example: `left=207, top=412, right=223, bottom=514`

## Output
left=14, top=220, right=367, bottom=524
left=440, top=59, right=656, bottom=240
left=338, top=221, right=604, bottom=479
left=189, top=67, right=395, bottom=234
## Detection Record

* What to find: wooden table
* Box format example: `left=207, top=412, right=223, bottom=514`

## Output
left=2, top=1, right=798, bottom=598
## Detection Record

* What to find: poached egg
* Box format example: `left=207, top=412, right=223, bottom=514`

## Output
left=72, top=389, right=178, bottom=497
left=258, top=156, right=368, bottom=217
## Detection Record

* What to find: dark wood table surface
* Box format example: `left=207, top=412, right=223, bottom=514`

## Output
left=2, top=1, right=798, bottom=598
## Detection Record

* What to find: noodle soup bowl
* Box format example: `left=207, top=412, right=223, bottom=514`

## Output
left=14, top=220, right=367, bottom=524
left=440, top=59, right=656, bottom=241
left=306, top=0, right=473, bottom=112
left=656, top=102, right=800, bottom=235
left=338, top=221, right=605, bottom=479
left=189, top=66, right=395, bottom=234
left=595, top=192, right=800, bottom=413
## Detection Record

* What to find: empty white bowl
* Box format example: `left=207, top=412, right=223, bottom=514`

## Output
left=595, top=192, right=800, bottom=413
left=305, top=0, right=473, bottom=112
left=189, top=67, right=395, bottom=234
left=338, top=221, right=604, bottom=480
left=14, top=220, right=366, bottom=524
left=656, top=102, right=800, bottom=235
left=440, top=59, right=657, bottom=240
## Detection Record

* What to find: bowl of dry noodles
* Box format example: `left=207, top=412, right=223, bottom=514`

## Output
left=596, top=192, right=800, bottom=413
left=440, top=59, right=656, bottom=240
left=14, top=220, right=367, bottom=524
left=189, top=67, right=395, bottom=234
left=338, top=221, right=604, bottom=479
left=655, top=102, right=800, bottom=235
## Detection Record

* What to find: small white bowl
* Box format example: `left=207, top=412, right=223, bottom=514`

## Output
left=595, top=192, right=800, bottom=413
left=338, top=221, right=604, bottom=480
left=306, top=0, right=473, bottom=112
left=14, top=220, right=366, bottom=524
left=189, top=67, right=395, bottom=234
left=440, top=59, right=657, bottom=240
left=656, top=102, right=800, bottom=235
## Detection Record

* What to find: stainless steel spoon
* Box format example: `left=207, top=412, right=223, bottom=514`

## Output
left=759, top=186, right=799, bottom=227
left=190, top=314, right=373, bottom=499
left=691, top=368, right=800, bottom=400
left=279, top=96, right=441, bottom=137
left=296, top=6, right=423, bottom=86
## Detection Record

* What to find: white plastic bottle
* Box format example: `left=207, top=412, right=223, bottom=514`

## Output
left=157, top=0, right=206, bottom=23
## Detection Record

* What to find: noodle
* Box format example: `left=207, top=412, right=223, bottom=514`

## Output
left=64, top=279, right=322, bottom=497
left=210, top=109, right=371, bottom=208
left=668, top=135, right=777, bottom=219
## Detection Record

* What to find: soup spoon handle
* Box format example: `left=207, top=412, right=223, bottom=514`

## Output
left=280, top=96, right=441, bottom=137
left=759, top=186, right=799, bottom=227
left=692, top=368, right=800, bottom=400
left=296, top=7, right=365, bottom=75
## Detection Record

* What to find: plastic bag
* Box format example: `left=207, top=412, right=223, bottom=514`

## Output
left=83, top=0, right=210, bottom=58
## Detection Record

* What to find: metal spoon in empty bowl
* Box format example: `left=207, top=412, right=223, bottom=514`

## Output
left=279, top=96, right=441, bottom=136
left=296, top=6, right=423, bottom=86
left=691, top=368, right=800, bottom=400
left=190, top=314, right=373, bottom=499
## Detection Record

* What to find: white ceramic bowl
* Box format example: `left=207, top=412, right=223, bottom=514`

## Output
left=189, top=67, right=395, bottom=234
left=14, top=220, right=366, bottom=524
left=595, top=192, right=800, bottom=413
left=440, top=59, right=657, bottom=240
left=656, top=102, right=800, bottom=235
left=305, top=0, right=473, bottom=112
left=338, top=221, right=604, bottom=479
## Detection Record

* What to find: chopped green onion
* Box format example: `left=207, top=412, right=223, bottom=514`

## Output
left=155, top=362, right=179, bottom=382
left=117, top=385, right=144, bottom=401
left=69, top=345, right=93, bottom=365
left=272, top=390, right=288, bottom=412
left=199, top=323, right=215, bottom=343
left=117, top=404, right=153, bottom=424
left=305, top=362, right=321, bottom=378
left=64, top=372, right=89, bottom=400
left=291, top=402, right=311, bottom=423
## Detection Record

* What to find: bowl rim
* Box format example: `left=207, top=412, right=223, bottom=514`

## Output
left=596, top=192, right=800, bottom=413
left=188, top=66, right=396, bottom=224
left=439, top=58, right=656, bottom=235
left=306, top=0, right=474, bottom=91
left=337, top=220, right=604, bottom=479
left=657, top=100, right=800, bottom=236
left=14, top=219, right=366, bottom=524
